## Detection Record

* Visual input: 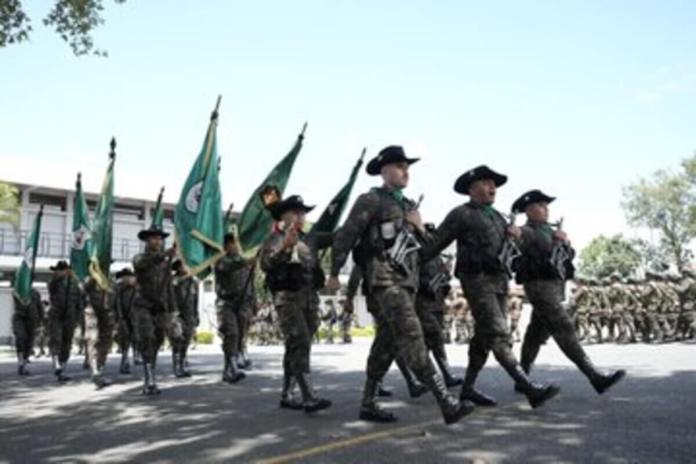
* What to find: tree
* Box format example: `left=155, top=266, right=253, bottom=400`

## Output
left=578, top=234, right=644, bottom=279
left=1, top=0, right=126, bottom=56
left=0, top=181, right=20, bottom=228
left=622, top=164, right=695, bottom=270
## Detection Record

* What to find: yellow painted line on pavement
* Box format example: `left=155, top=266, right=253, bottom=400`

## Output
left=255, top=417, right=442, bottom=464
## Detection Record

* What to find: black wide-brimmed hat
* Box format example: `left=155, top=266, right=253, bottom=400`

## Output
left=453, top=165, right=507, bottom=194
left=269, top=195, right=315, bottom=220
left=511, top=189, right=556, bottom=214
left=115, top=267, right=134, bottom=279
left=366, top=145, right=420, bottom=176
left=50, top=260, right=71, bottom=271
left=137, top=225, right=170, bottom=241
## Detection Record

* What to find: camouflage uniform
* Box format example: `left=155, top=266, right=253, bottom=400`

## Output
left=416, top=254, right=463, bottom=387
left=12, top=289, right=42, bottom=375
left=48, top=270, right=83, bottom=381
left=214, top=250, right=253, bottom=383
left=114, top=274, right=137, bottom=374
left=83, top=277, right=115, bottom=388
left=261, top=226, right=332, bottom=412
left=606, top=275, right=628, bottom=342
left=674, top=272, right=696, bottom=340
left=171, top=272, right=199, bottom=377
left=570, top=282, right=591, bottom=341
left=422, top=201, right=558, bottom=408
left=132, top=247, right=176, bottom=394
left=333, top=186, right=470, bottom=424
left=515, top=221, right=624, bottom=395
left=321, top=300, right=338, bottom=344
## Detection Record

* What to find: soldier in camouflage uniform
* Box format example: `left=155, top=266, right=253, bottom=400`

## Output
left=321, top=300, right=338, bottom=344
left=512, top=190, right=625, bottom=395
left=132, top=225, right=177, bottom=395
left=422, top=167, right=559, bottom=409
left=330, top=146, right=474, bottom=424
left=339, top=299, right=353, bottom=344
left=416, top=240, right=464, bottom=387
left=171, top=260, right=199, bottom=378
left=606, top=273, right=627, bottom=343
left=114, top=268, right=137, bottom=374
left=662, top=274, right=681, bottom=342
left=261, top=195, right=333, bottom=413
left=215, top=233, right=254, bottom=384
left=83, top=275, right=115, bottom=389
left=345, top=263, right=429, bottom=400
left=12, top=287, right=42, bottom=376
left=674, top=270, right=696, bottom=340
left=620, top=277, right=640, bottom=343
left=570, top=278, right=591, bottom=341
left=48, top=260, right=83, bottom=382
left=641, top=272, right=664, bottom=343
left=587, top=279, right=606, bottom=343
left=507, top=288, right=524, bottom=343
left=35, top=298, right=50, bottom=358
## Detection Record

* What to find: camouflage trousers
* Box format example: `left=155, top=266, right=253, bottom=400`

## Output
left=131, top=295, right=168, bottom=365
left=84, top=304, right=115, bottom=372
left=521, top=280, right=587, bottom=372
left=415, top=294, right=447, bottom=359
left=48, top=308, right=78, bottom=364
left=116, top=308, right=135, bottom=356
left=217, top=299, right=244, bottom=358
left=237, top=306, right=253, bottom=355
left=276, top=291, right=320, bottom=377
left=171, top=306, right=198, bottom=356
left=366, top=286, right=437, bottom=383
left=12, top=313, right=39, bottom=361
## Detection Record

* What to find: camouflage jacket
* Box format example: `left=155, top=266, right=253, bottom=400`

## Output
left=516, top=221, right=575, bottom=283
left=83, top=277, right=114, bottom=314
left=173, top=274, right=199, bottom=321
left=675, top=277, right=696, bottom=311
left=331, top=188, right=423, bottom=291
left=13, top=289, right=42, bottom=320
left=215, top=251, right=255, bottom=308
left=132, top=249, right=175, bottom=312
left=113, top=279, right=137, bottom=322
left=421, top=201, right=508, bottom=295
left=48, top=272, right=84, bottom=318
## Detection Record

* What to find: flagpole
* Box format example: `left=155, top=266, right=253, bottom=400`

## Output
left=30, top=204, right=44, bottom=282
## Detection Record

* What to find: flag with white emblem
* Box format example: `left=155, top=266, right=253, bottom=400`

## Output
left=70, top=172, right=93, bottom=281
left=13, top=204, right=43, bottom=305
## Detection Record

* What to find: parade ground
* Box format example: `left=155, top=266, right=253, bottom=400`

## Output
left=0, top=338, right=694, bottom=464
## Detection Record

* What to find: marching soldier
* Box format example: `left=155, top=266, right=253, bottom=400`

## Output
left=675, top=270, right=696, bottom=340
left=261, top=195, right=333, bottom=413
left=416, top=240, right=464, bottom=387
left=329, top=146, right=473, bottom=424
left=421, top=167, right=560, bottom=409
left=214, top=233, right=253, bottom=384
left=48, top=260, right=83, bottom=382
left=512, top=190, right=625, bottom=395
left=12, top=286, right=42, bottom=376
left=114, top=268, right=137, bottom=374
left=171, top=260, right=199, bottom=378
left=132, top=225, right=177, bottom=395
left=322, top=299, right=338, bottom=344
left=83, top=276, right=115, bottom=389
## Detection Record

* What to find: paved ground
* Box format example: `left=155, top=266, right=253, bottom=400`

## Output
left=0, top=339, right=694, bottom=464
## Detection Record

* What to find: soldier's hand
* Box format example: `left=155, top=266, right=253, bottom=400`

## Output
left=326, top=276, right=341, bottom=291
left=283, top=227, right=299, bottom=249
left=406, top=210, right=425, bottom=233
left=343, top=299, right=354, bottom=314
left=507, top=225, right=522, bottom=239
left=553, top=230, right=569, bottom=243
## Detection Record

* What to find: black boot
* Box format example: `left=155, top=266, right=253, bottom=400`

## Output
left=396, top=358, right=427, bottom=398
left=506, top=363, right=559, bottom=409
left=359, top=378, right=397, bottom=423
left=222, top=354, right=246, bottom=383
left=424, top=372, right=475, bottom=425
left=133, top=350, right=143, bottom=366
left=179, top=349, right=192, bottom=377
left=17, top=355, right=30, bottom=376
left=172, top=351, right=187, bottom=378
left=460, top=365, right=497, bottom=406
left=53, top=357, right=71, bottom=382
left=142, top=363, right=160, bottom=395
left=575, top=355, right=626, bottom=394
left=279, top=374, right=304, bottom=410
left=240, top=350, right=252, bottom=369
left=296, top=373, right=331, bottom=413
left=433, top=350, right=464, bottom=388
left=377, top=382, right=394, bottom=397
left=92, top=369, right=112, bottom=390
left=119, top=351, right=131, bottom=375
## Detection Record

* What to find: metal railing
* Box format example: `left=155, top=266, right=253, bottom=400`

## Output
left=0, top=229, right=148, bottom=262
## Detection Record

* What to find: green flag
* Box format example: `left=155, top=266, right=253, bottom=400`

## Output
left=70, top=172, right=93, bottom=281
left=151, top=186, right=165, bottom=229
left=223, top=202, right=235, bottom=234
left=237, top=123, right=307, bottom=252
left=174, top=97, right=225, bottom=278
left=89, top=138, right=116, bottom=290
left=13, top=204, right=43, bottom=305
left=310, top=148, right=366, bottom=235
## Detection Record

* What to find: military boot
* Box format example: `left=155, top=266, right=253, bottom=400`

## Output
left=222, top=354, right=246, bottom=383
left=433, top=350, right=464, bottom=388
left=142, top=363, right=160, bottom=396
left=359, top=378, right=397, bottom=423
left=396, top=358, right=427, bottom=398
left=279, top=374, right=304, bottom=410
left=296, top=373, right=331, bottom=413
left=119, top=351, right=131, bottom=375
left=424, top=373, right=475, bottom=425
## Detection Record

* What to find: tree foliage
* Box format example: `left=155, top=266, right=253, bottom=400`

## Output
left=0, top=182, right=21, bottom=228
left=0, top=0, right=126, bottom=56
left=578, top=234, right=644, bottom=279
